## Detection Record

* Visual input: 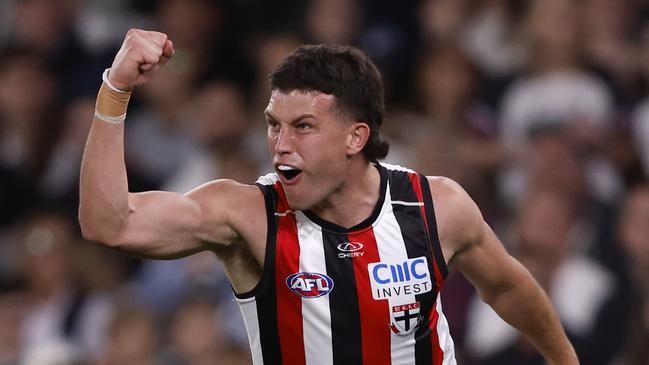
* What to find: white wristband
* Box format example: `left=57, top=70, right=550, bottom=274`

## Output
left=94, top=110, right=126, bottom=124
left=102, top=68, right=129, bottom=94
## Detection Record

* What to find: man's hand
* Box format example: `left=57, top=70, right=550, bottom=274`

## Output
left=108, top=29, right=174, bottom=91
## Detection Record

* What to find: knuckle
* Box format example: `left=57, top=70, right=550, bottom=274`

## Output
left=152, top=33, right=167, bottom=47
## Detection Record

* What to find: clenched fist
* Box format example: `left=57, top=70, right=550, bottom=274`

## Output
left=108, top=29, right=174, bottom=91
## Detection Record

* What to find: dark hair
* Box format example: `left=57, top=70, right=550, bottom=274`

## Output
left=269, top=44, right=389, bottom=161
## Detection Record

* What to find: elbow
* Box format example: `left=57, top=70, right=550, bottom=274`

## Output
left=79, top=220, right=104, bottom=243
left=477, top=287, right=500, bottom=307
left=478, top=269, right=531, bottom=308
left=78, top=209, right=124, bottom=247
left=78, top=208, right=96, bottom=241
left=477, top=279, right=516, bottom=307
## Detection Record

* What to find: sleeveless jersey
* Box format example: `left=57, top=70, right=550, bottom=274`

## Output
left=235, top=163, right=456, bottom=365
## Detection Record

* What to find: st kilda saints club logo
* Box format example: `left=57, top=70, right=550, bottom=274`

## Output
left=367, top=256, right=432, bottom=336
left=286, top=272, right=334, bottom=298
left=390, top=302, right=422, bottom=336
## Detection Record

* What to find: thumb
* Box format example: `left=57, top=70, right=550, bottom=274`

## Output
left=160, top=40, right=174, bottom=65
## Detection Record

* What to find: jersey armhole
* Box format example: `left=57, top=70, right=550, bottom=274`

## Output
left=419, top=174, right=450, bottom=279
left=233, top=183, right=278, bottom=300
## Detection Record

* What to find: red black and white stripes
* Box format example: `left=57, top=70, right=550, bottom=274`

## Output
left=236, top=164, right=455, bottom=365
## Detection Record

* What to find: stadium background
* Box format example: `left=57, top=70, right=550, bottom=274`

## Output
left=0, top=0, right=648, bottom=364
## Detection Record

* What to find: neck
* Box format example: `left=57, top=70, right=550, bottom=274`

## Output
left=309, top=159, right=381, bottom=229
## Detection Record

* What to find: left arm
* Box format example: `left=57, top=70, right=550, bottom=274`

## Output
left=428, top=177, right=578, bottom=365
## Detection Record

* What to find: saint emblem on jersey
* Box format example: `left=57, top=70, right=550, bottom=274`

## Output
left=286, top=272, right=334, bottom=298
left=390, top=302, right=422, bottom=336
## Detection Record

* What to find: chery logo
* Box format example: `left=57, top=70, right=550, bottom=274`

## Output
left=337, top=242, right=364, bottom=252
left=337, top=242, right=365, bottom=258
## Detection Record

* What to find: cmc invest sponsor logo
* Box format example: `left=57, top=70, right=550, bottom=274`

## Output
left=286, top=272, right=334, bottom=298
left=368, top=256, right=432, bottom=300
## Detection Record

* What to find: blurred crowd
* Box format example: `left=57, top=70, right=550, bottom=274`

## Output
left=1, top=0, right=649, bottom=364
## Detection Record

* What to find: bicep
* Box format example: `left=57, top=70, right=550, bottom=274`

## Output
left=111, top=187, right=237, bottom=259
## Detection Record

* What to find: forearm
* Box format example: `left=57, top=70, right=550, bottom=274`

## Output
left=486, top=263, right=578, bottom=364
left=79, top=118, right=130, bottom=239
left=79, top=76, right=132, bottom=241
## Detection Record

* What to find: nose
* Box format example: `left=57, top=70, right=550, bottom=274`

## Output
left=273, top=127, right=294, bottom=154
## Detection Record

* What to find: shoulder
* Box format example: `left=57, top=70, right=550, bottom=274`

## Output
left=186, top=179, right=266, bottom=237
left=186, top=179, right=264, bottom=208
left=425, top=176, right=485, bottom=259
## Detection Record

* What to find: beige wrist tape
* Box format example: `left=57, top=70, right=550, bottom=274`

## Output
left=94, top=69, right=132, bottom=124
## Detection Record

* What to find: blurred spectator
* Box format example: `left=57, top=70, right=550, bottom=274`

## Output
left=93, top=303, right=162, bottom=365
left=582, top=0, right=643, bottom=107
left=124, top=0, right=253, bottom=190
left=123, top=62, right=199, bottom=189
left=248, top=33, right=302, bottom=112
left=0, top=50, right=61, bottom=225
left=632, top=103, right=649, bottom=181
left=516, top=129, right=623, bottom=275
left=499, top=0, right=622, bottom=206
left=70, top=242, right=130, bottom=361
left=21, top=340, right=84, bottom=365
left=304, top=0, right=419, bottom=104
left=304, top=0, right=362, bottom=45
left=13, top=213, right=85, bottom=361
left=417, top=0, right=472, bottom=46
left=155, top=0, right=253, bottom=86
left=218, top=346, right=253, bottom=365
left=3, top=0, right=109, bottom=99
left=8, top=0, right=78, bottom=54
left=614, top=184, right=649, bottom=365
left=391, top=43, right=504, bottom=218
left=461, top=0, right=528, bottom=79
left=465, top=187, right=626, bottom=365
left=630, top=25, right=649, bottom=181
left=37, top=96, right=95, bottom=217
left=0, top=287, right=27, bottom=365
left=165, top=295, right=247, bottom=365
left=165, top=80, right=260, bottom=192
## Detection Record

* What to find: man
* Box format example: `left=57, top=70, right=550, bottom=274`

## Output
left=79, top=29, right=578, bottom=365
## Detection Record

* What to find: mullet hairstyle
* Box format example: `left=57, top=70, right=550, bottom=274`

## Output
left=269, top=44, right=389, bottom=161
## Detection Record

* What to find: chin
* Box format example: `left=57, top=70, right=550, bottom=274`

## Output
left=283, top=174, right=340, bottom=211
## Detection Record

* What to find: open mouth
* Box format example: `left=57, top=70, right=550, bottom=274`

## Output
left=277, top=164, right=303, bottom=182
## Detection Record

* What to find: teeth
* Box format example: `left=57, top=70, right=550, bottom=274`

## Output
left=277, top=165, right=296, bottom=171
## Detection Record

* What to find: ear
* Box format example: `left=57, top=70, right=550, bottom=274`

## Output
left=346, top=122, right=370, bottom=156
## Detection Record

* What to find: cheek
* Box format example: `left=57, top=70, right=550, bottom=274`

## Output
left=267, top=131, right=276, bottom=152
left=304, top=138, right=347, bottom=168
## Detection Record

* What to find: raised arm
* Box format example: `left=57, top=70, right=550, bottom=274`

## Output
left=78, top=29, right=248, bottom=259
left=428, top=177, right=579, bottom=365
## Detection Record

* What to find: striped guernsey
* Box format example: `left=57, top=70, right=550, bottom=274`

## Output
left=235, top=163, right=456, bottom=365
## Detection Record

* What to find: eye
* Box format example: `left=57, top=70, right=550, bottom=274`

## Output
left=267, top=119, right=279, bottom=131
left=296, top=122, right=312, bottom=130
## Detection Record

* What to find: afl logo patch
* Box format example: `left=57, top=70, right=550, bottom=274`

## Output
left=286, top=272, right=334, bottom=298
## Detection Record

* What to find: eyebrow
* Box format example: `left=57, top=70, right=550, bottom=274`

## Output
left=265, top=111, right=317, bottom=124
